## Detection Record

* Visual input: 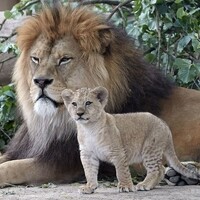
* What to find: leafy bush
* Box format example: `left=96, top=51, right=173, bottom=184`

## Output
left=130, top=0, right=200, bottom=88
left=0, top=84, right=19, bottom=150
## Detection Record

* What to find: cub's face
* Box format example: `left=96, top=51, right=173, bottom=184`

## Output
left=29, top=35, right=92, bottom=116
left=61, top=87, right=108, bottom=124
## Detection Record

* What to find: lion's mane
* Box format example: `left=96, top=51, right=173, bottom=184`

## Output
left=6, top=5, right=172, bottom=178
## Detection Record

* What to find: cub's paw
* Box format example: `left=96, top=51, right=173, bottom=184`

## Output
left=78, top=185, right=96, bottom=194
left=136, top=182, right=153, bottom=191
left=164, top=162, right=199, bottom=186
left=118, top=183, right=135, bottom=193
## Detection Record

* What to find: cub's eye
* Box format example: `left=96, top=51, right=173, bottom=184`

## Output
left=31, top=56, right=39, bottom=64
left=72, top=102, right=77, bottom=107
left=85, top=101, right=92, bottom=106
left=58, top=56, right=73, bottom=66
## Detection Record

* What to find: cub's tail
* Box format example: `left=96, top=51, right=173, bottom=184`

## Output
left=164, top=136, right=200, bottom=180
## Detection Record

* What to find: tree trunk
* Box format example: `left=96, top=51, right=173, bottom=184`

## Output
left=0, top=53, right=16, bottom=85
left=0, top=0, right=20, bottom=11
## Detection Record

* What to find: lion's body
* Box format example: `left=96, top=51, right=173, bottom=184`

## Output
left=160, top=87, right=200, bottom=161
left=62, top=87, right=199, bottom=193
left=0, top=5, right=199, bottom=187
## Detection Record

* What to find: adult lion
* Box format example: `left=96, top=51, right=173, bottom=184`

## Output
left=0, top=5, right=199, bottom=186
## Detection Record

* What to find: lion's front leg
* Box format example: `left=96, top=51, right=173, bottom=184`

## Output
left=0, top=158, right=56, bottom=187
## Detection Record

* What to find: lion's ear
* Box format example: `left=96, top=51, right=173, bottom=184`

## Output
left=61, top=89, right=74, bottom=105
left=91, top=86, right=108, bottom=106
left=77, top=25, right=113, bottom=55
left=99, top=28, right=113, bottom=54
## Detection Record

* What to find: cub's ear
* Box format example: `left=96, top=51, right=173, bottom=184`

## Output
left=61, top=89, right=74, bottom=105
left=91, top=86, right=108, bottom=106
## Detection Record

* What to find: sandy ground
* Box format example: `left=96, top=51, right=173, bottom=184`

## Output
left=0, top=182, right=200, bottom=200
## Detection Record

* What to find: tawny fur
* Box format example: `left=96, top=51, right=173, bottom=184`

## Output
left=0, top=4, right=199, bottom=187
left=62, top=87, right=200, bottom=193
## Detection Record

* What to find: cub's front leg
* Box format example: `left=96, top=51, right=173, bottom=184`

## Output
left=79, top=150, right=99, bottom=194
left=111, top=152, right=135, bottom=192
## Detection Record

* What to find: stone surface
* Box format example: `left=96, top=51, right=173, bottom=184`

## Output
left=0, top=183, right=200, bottom=200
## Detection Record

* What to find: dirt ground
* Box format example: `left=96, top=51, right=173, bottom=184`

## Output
left=0, top=182, right=199, bottom=200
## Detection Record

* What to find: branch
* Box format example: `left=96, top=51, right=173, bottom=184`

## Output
left=79, top=0, right=132, bottom=8
left=0, top=55, right=16, bottom=65
left=106, top=0, right=133, bottom=21
left=184, top=51, right=199, bottom=62
left=161, top=48, right=176, bottom=59
left=156, top=8, right=161, bottom=69
left=143, top=47, right=157, bottom=56
left=0, top=127, right=11, bottom=141
left=0, top=31, right=17, bottom=43
left=19, top=0, right=40, bottom=11
left=0, top=19, right=6, bottom=31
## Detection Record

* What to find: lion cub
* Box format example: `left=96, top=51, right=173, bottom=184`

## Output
left=61, top=87, right=200, bottom=194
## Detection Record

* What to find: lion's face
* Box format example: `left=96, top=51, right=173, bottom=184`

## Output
left=29, top=35, right=94, bottom=116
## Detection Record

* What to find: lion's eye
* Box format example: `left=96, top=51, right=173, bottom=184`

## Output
left=59, top=56, right=73, bottom=66
left=72, top=102, right=77, bottom=107
left=85, top=101, right=92, bottom=106
left=31, top=56, right=39, bottom=64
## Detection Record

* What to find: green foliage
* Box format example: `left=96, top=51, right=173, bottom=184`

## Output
left=0, top=42, right=19, bottom=55
left=0, top=84, right=19, bottom=150
left=126, top=0, right=200, bottom=88
left=4, top=0, right=41, bottom=20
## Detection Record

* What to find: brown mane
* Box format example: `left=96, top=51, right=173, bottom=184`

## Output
left=17, top=6, right=109, bottom=55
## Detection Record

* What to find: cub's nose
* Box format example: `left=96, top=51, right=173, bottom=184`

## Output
left=77, top=112, right=84, bottom=117
left=33, top=78, right=53, bottom=89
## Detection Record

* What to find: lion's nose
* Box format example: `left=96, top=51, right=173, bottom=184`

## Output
left=33, top=78, right=53, bottom=89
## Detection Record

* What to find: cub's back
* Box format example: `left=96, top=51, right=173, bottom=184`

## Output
left=113, top=112, right=169, bottom=140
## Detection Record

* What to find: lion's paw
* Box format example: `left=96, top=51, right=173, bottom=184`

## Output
left=78, top=185, right=96, bottom=194
left=164, top=163, right=199, bottom=186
